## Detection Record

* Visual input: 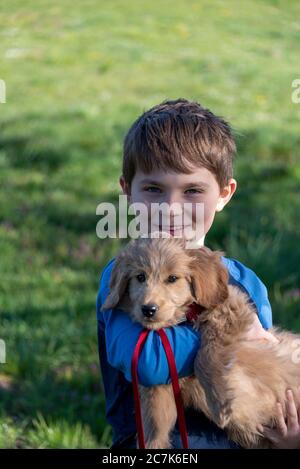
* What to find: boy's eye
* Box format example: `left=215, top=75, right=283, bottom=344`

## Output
left=144, top=186, right=161, bottom=193
left=167, top=275, right=178, bottom=283
left=136, top=273, right=146, bottom=283
left=185, top=188, right=204, bottom=194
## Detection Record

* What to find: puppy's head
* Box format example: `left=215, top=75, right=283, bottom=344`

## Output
left=101, top=237, right=229, bottom=329
left=101, top=237, right=194, bottom=329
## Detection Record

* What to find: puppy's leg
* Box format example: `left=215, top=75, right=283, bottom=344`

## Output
left=194, top=348, right=234, bottom=428
left=140, top=385, right=177, bottom=449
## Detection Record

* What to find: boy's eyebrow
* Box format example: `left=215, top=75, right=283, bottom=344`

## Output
left=139, top=178, right=210, bottom=188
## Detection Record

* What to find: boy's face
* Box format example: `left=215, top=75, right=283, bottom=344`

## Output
left=120, top=164, right=236, bottom=242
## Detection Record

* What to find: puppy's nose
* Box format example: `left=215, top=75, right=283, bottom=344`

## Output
left=141, top=303, right=158, bottom=318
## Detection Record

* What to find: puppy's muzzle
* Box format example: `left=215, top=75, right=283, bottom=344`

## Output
left=141, top=303, right=159, bottom=318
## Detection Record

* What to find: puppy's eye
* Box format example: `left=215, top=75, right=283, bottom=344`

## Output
left=136, top=273, right=146, bottom=283
left=167, top=275, right=178, bottom=283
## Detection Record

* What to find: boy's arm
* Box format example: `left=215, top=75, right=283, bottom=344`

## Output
left=97, top=259, right=200, bottom=386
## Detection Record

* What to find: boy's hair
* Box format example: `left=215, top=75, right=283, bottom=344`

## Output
left=122, top=98, right=236, bottom=190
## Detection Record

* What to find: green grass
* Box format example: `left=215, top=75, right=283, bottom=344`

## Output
left=0, top=0, right=299, bottom=448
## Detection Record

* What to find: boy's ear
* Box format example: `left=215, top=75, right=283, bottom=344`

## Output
left=101, top=254, right=131, bottom=312
left=188, top=247, right=229, bottom=309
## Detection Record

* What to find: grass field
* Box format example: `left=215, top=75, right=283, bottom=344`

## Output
left=0, top=0, right=299, bottom=448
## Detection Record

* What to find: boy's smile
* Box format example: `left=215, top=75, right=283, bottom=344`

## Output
left=120, top=164, right=237, bottom=242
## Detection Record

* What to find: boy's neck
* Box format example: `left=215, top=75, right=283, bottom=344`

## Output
left=186, top=234, right=206, bottom=249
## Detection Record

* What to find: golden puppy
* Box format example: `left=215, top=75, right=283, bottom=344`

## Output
left=101, top=236, right=300, bottom=449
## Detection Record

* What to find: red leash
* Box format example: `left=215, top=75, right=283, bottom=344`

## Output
left=131, top=303, right=204, bottom=449
left=131, top=328, right=189, bottom=449
left=131, top=329, right=150, bottom=449
left=157, top=329, right=189, bottom=449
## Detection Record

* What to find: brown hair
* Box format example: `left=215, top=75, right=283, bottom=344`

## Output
left=122, top=98, right=236, bottom=190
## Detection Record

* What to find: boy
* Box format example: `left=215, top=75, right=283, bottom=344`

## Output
left=96, top=98, right=300, bottom=449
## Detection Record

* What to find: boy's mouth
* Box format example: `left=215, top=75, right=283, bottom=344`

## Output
left=156, top=225, right=191, bottom=232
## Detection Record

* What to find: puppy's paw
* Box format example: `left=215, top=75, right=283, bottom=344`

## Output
left=218, top=401, right=232, bottom=428
left=210, top=398, right=232, bottom=429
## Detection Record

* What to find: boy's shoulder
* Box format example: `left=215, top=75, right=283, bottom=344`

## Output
left=97, top=257, right=115, bottom=305
left=99, top=257, right=115, bottom=287
left=221, top=255, right=272, bottom=329
left=221, top=255, right=267, bottom=294
left=221, top=255, right=264, bottom=285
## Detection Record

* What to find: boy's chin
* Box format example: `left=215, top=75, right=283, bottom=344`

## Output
left=145, top=227, right=205, bottom=246
left=147, top=227, right=186, bottom=238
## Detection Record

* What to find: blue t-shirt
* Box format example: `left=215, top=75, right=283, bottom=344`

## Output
left=96, top=255, right=273, bottom=447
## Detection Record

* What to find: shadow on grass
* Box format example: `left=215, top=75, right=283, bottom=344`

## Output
left=0, top=134, right=71, bottom=171
left=0, top=368, right=108, bottom=447
left=0, top=296, right=110, bottom=448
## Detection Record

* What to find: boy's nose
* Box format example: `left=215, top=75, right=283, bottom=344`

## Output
left=141, top=303, right=159, bottom=318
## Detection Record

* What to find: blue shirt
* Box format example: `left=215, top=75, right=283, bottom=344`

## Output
left=96, top=255, right=273, bottom=447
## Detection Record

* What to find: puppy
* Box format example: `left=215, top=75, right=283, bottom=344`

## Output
left=101, top=236, right=300, bottom=449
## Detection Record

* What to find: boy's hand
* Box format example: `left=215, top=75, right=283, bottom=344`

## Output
left=257, top=388, right=300, bottom=449
left=244, top=314, right=279, bottom=344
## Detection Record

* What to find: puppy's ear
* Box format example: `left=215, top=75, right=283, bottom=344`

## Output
left=101, top=254, right=131, bottom=311
left=189, top=247, right=229, bottom=309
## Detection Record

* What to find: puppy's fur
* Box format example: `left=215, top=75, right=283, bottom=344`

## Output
left=101, top=236, right=300, bottom=448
